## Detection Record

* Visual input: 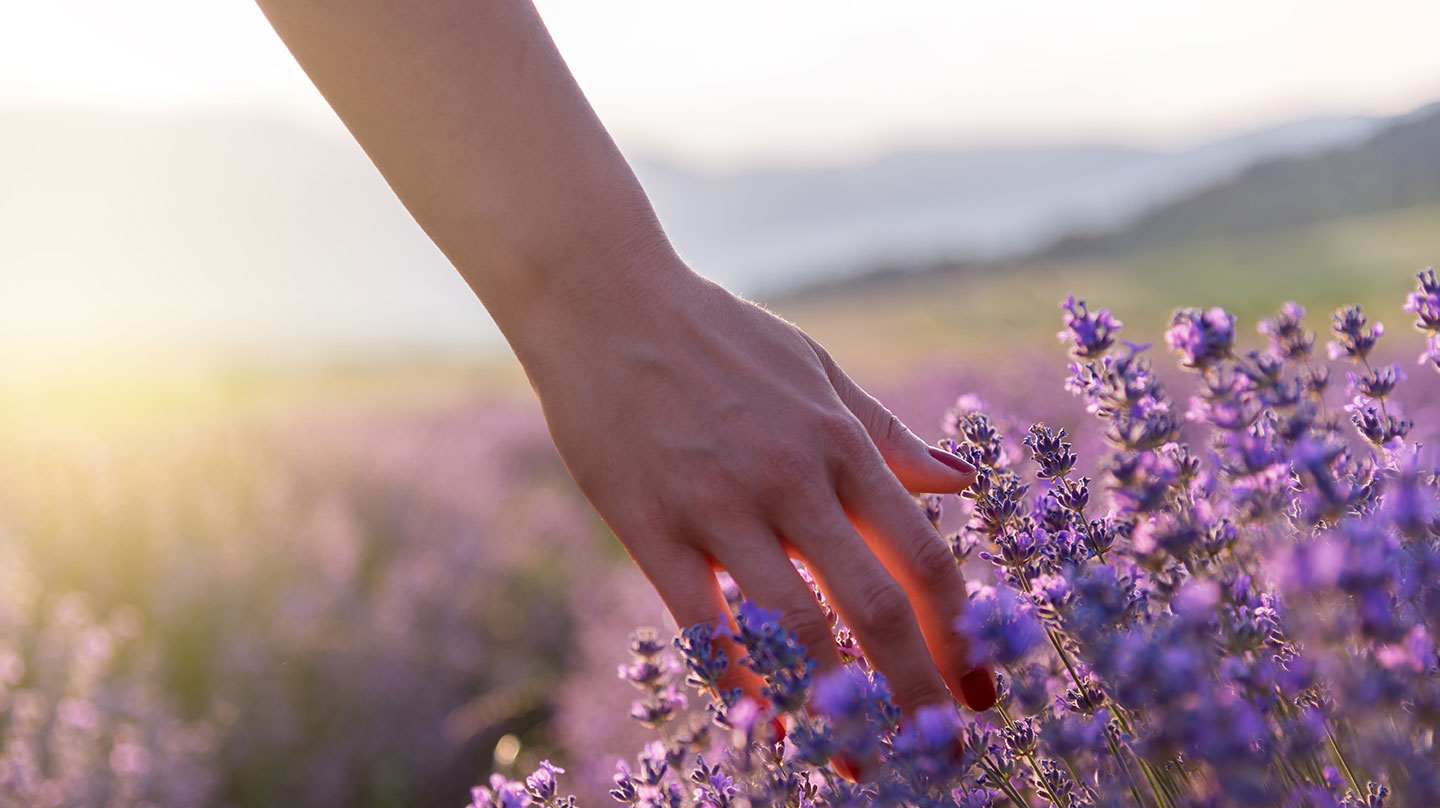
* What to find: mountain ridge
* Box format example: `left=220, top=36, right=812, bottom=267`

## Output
left=634, top=112, right=1387, bottom=293
left=1045, top=103, right=1440, bottom=258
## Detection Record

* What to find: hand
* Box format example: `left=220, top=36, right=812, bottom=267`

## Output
left=252, top=0, right=994, bottom=714
left=512, top=257, right=997, bottom=714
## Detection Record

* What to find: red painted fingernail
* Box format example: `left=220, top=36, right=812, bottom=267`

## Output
left=833, top=753, right=863, bottom=782
left=771, top=717, right=787, bottom=745
left=928, top=446, right=975, bottom=475
left=960, top=667, right=997, bottom=711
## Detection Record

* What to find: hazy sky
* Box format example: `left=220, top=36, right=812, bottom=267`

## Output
left=7, top=0, right=1440, bottom=167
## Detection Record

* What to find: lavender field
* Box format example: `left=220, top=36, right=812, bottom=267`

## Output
left=7, top=2, right=1438, bottom=803
left=1, top=271, right=1438, bottom=807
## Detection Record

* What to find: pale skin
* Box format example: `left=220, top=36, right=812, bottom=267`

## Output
left=254, top=0, right=996, bottom=716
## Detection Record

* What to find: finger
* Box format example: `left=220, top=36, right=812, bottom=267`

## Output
left=712, top=534, right=883, bottom=773
left=775, top=501, right=954, bottom=716
left=636, top=544, right=768, bottom=709
left=809, top=340, right=974, bottom=493
left=710, top=529, right=844, bottom=680
left=835, top=455, right=998, bottom=711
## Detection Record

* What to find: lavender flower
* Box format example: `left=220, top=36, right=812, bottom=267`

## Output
left=1420, top=334, right=1440, bottom=375
left=1348, top=363, right=1405, bottom=400
left=1024, top=424, right=1077, bottom=480
left=1059, top=295, right=1123, bottom=359
left=958, top=586, right=1045, bottom=668
left=473, top=773, right=535, bottom=808
left=727, top=602, right=816, bottom=715
left=1166, top=306, right=1237, bottom=370
left=474, top=266, right=1440, bottom=808
left=526, top=761, right=568, bottom=804
left=1328, top=305, right=1384, bottom=361
left=1258, top=301, right=1315, bottom=360
left=1404, top=267, right=1440, bottom=333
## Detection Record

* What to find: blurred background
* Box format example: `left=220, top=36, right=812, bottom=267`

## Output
left=1, top=1, right=1438, bottom=805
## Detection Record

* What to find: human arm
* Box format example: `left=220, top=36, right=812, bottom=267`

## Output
left=253, top=0, right=995, bottom=712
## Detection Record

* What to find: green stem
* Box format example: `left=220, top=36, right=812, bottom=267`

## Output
left=1109, top=735, right=1152, bottom=808
left=978, top=752, right=1032, bottom=808
left=1327, top=726, right=1360, bottom=792
left=1056, top=471, right=1109, bottom=565
left=1359, top=356, right=1391, bottom=423
left=1025, top=577, right=1163, bottom=808
left=996, top=703, right=1064, bottom=807
left=1273, top=692, right=1328, bottom=787
left=995, top=497, right=1166, bottom=805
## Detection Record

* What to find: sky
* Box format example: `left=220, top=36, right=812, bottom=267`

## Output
left=6, top=0, right=1440, bottom=169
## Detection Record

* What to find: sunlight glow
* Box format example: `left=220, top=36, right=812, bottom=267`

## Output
left=3, top=1, right=1438, bottom=165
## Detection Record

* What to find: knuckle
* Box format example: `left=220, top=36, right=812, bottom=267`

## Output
left=674, top=485, right=743, bottom=527
left=758, top=442, right=819, bottom=490
left=851, top=579, right=914, bottom=634
left=891, top=675, right=951, bottom=711
left=680, top=509, right=754, bottom=550
left=773, top=603, right=833, bottom=656
left=807, top=336, right=838, bottom=372
left=816, top=411, right=867, bottom=451
left=609, top=498, right=672, bottom=547
left=663, top=467, right=749, bottom=523
left=881, top=411, right=909, bottom=445
left=909, top=533, right=960, bottom=592
left=849, top=395, right=894, bottom=438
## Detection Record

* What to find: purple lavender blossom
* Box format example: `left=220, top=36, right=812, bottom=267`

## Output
left=526, top=761, right=567, bottom=804
left=473, top=773, right=533, bottom=808
left=1404, top=267, right=1440, bottom=332
left=1166, top=306, right=1237, bottom=370
left=1347, top=363, right=1405, bottom=400
left=1258, top=301, right=1315, bottom=359
left=1024, top=423, right=1077, bottom=480
left=1328, top=304, right=1385, bottom=360
left=1059, top=295, right=1123, bottom=359
left=1420, top=334, right=1440, bottom=375
left=957, top=586, right=1044, bottom=668
left=724, top=602, right=816, bottom=716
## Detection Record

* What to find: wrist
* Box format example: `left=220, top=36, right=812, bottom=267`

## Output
left=491, top=219, right=713, bottom=381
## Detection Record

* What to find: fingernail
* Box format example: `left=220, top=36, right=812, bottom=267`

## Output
left=771, top=717, right=787, bottom=745
left=832, top=753, right=864, bottom=782
left=960, top=667, right=997, bottom=711
left=928, top=446, right=974, bottom=475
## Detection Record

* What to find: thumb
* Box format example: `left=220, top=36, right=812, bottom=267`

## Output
left=809, top=340, right=975, bottom=493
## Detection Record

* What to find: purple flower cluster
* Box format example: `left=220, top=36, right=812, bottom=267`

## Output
left=1060, top=296, right=1123, bottom=360
left=1406, top=267, right=1440, bottom=378
left=621, top=629, right=689, bottom=727
left=478, top=267, right=1440, bottom=808
left=468, top=760, right=576, bottom=808
left=1164, top=307, right=1235, bottom=370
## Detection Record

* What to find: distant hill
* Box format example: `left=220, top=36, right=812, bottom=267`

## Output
left=0, top=106, right=1398, bottom=359
left=635, top=113, right=1386, bottom=293
left=1048, top=102, right=1440, bottom=258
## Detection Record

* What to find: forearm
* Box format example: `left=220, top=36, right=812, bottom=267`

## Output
left=254, top=0, right=691, bottom=351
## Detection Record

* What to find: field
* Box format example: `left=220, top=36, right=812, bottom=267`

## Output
left=0, top=203, right=1435, bottom=806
